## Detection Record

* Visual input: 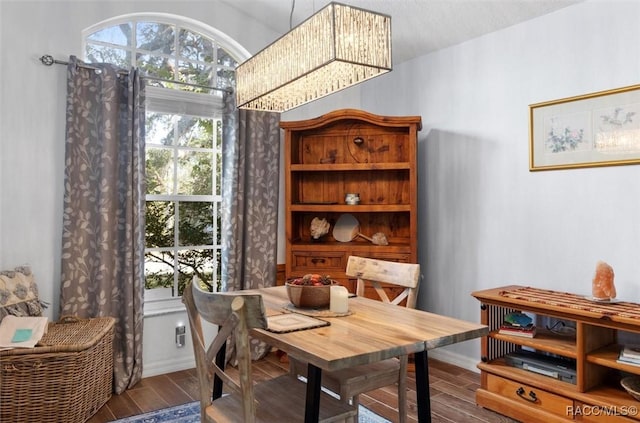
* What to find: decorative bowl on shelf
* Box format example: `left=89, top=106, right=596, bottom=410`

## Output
left=285, top=274, right=336, bottom=309
left=621, top=376, right=640, bottom=401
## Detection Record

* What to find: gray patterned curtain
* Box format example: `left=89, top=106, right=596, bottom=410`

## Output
left=221, top=91, right=280, bottom=359
left=60, top=56, right=145, bottom=394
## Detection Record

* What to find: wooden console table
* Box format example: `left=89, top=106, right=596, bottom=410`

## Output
left=473, top=285, right=640, bottom=423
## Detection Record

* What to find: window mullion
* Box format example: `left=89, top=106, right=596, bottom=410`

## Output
left=212, top=40, right=218, bottom=88
left=174, top=24, right=180, bottom=82
left=131, top=21, right=137, bottom=68
left=173, top=200, right=179, bottom=296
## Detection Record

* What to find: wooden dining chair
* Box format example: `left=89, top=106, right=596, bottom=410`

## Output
left=289, top=256, right=421, bottom=423
left=183, top=281, right=357, bottom=423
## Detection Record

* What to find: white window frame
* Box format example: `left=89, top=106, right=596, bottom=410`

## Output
left=143, top=88, right=222, bottom=314
left=82, top=13, right=249, bottom=315
left=82, top=13, right=250, bottom=68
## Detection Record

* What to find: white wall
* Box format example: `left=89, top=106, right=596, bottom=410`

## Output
left=281, top=0, right=640, bottom=371
left=357, top=0, right=640, bottom=369
left=2, top=0, right=639, bottom=377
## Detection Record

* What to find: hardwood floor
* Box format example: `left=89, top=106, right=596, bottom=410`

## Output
left=88, top=351, right=518, bottom=423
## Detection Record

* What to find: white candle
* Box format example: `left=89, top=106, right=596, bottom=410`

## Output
left=330, top=285, right=349, bottom=314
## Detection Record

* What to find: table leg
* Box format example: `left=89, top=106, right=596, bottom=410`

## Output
left=414, top=350, right=431, bottom=422
left=305, top=363, right=322, bottom=423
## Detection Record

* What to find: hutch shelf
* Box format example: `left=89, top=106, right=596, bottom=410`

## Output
left=280, top=109, right=422, bottom=298
left=472, top=285, right=640, bottom=423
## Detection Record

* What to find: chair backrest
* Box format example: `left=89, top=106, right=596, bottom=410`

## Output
left=182, top=281, right=267, bottom=423
left=345, top=256, right=421, bottom=308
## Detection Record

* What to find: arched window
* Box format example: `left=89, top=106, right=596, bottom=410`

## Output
left=84, top=14, right=248, bottom=312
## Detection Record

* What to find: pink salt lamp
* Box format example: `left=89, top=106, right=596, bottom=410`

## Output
left=592, top=260, right=616, bottom=300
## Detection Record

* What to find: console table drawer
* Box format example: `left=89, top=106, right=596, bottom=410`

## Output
left=486, top=373, right=573, bottom=417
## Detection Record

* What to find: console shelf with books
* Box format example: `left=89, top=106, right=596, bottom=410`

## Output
left=491, top=329, right=577, bottom=358
left=473, top=285, right=640, bottom=422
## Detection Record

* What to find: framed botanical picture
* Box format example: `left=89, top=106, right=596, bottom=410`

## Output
left=529, top=84, right=640, bottom=171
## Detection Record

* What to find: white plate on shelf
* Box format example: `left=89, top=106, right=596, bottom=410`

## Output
left=332, top=214, right=360, bottom=242
left=583, top=296, right=621, bottom=304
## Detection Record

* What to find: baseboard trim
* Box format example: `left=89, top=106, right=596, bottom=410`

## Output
left=142, top=356, right=195, bottom=378
left=427, top=348, right=479, bottom=373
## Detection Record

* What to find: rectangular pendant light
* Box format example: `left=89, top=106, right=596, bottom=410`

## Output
left=236, top=2, right=392, bottom=112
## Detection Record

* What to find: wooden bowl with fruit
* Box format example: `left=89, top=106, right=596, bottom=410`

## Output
left=286, top=274, right=336, bottom=309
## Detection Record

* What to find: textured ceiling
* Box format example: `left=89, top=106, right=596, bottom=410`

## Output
left=221, top=0, right=582, bottom=64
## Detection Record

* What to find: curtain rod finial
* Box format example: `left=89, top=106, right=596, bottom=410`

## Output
left=40, top=55, right=55, bottom=66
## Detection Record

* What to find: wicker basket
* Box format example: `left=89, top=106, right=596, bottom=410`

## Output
left=0, top=316, right=115, bottom=423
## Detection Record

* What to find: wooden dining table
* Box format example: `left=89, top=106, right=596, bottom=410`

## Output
left=246, top=286, right=488, bottom=423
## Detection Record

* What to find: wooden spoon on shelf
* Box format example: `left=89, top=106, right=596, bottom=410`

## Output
left=357, top=232, right=389, bottom=246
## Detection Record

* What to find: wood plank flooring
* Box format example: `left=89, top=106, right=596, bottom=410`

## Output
left=88, top=351, right=518, bottom=423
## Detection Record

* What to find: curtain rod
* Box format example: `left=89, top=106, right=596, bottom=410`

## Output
left=39, top=54, right=232, bottom=93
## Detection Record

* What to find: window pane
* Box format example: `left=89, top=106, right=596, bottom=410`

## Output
left=85, top=44, right=130, bottom=68
left=144, top=253, right=174, bottom=290
left=179, top=29, right=214, bottom=63
left=86, top=19, right=237, bottom=304
left=178, top=201, right=214, bottom=246
left=215, top=120, right=222, bottom=196
left=145, top=201, right=175, bottom=247
left=177, top=249, right=214, bottom=294
left=136, top=22, right=175, bottom=54
left=178, top=61, right=213, bottom=88
left=215, top=120, right=223, bottom=149
left=146, top=112, right=175, bottom=146
left=217, top=47, right=237, bottom=67
left=216, top=67, right=235, bottom=89
left=137, top=53, right=175, bottom=79
left=177, top=116, right=213, bottom=148
left=215, top=202, right=222, bottom=244
left=215, top=247, right=222, bottom=292
left=177, top=151, right=212, bottom=195
left=87, top=24, right=132, bottom=46
left=146, top=147, right=174, bottom=195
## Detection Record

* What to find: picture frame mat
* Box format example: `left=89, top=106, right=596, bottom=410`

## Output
left=529, top=83, right=640, bottom=171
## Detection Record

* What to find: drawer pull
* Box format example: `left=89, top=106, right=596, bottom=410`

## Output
left=516, top=387, right=538, bottom=403
left=311, top=258, right=326, bottom=264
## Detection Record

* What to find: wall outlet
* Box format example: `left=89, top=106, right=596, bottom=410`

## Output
left=175, top=325, right=186, bottom=348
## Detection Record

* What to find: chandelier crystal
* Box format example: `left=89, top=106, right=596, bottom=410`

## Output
left=236, top=2, right=392, bottom=112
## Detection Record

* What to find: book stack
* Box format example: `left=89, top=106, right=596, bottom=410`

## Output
left=498, top=312, right=537, bottom=338
left=617, top=345, right=640, bottom=366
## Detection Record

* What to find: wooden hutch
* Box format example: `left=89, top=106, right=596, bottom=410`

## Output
left=280, top=109, right=422, bottom=298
